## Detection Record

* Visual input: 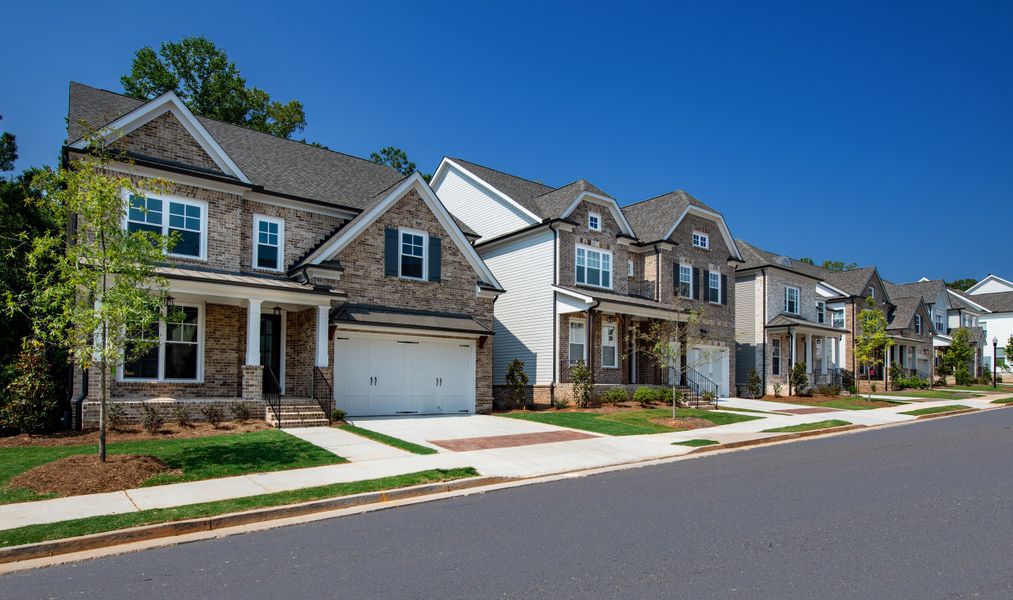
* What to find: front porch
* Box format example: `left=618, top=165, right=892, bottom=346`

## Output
left=765, top=317, right=846, bottom=395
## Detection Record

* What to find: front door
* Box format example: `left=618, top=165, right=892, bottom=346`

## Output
left=260, top=313, right=282, bottom=393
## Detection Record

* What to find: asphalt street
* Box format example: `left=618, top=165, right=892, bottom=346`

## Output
left=3, top=409, right=1012, bottom=599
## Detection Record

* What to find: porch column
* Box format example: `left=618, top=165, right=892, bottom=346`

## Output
left=246, top=298, right=262, bottom=365
left=315, top=305, right=330, bottom=368
left=822, top=337, right=829, bottom=374
left=805, top=333, right=812, bottom=373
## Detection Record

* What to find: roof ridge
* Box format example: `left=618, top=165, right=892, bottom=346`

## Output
left=449, top=157, right=554, bottom=191
left=621, top=188, right=689, bottom=210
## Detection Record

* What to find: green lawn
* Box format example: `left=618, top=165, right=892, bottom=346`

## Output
left=339, top=424, right=437, bottom=455
left=876, top=390, right=976, bottom=400
left=501, top=408, right=760, bottom=436
left=900, top=405, right=975, bottom=417
left=0, top=430, right=345, bottom=504
left=991, top=397, right=1013, bottom=404
left=762, top=419, right=852, bottom=433
left=673, top=439, right=719, bottom=447
left=716, top=406, right=784, bottom=415
left=944, top=384, right=1013, bottom=392
left=784, top=397, right=899, bottom=411
left=0, top=468, right=477, bottom=549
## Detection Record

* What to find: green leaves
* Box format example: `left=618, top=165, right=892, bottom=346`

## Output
left=854, top=297, right=893, bottom=374
left=370, top=146, right=418, bottom=176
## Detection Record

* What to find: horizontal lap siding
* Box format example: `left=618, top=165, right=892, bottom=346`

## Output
left=735, top=272, right=758, bottom=386
left=433, top=166, right=536, bottom=240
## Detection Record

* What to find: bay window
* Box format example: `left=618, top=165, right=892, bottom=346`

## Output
left=576, top=246, right=612, bottom=289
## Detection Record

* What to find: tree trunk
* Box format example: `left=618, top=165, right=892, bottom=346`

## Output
left=99, top=358, right=107, bottom=463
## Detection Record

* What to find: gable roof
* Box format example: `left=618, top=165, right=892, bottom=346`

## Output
left=887, top=297, right=924, bottom=331
left=735, top=240, right=825, bottom=280
left=622, top=190, right=713, bottom=243
left=67, top=82, right=403, bottom=211
left=966, top=274, right=1013, bottom=294
left=820, top=267, right=879, bottom=299
left=884, top=279, right=946, bottom=305
left=445, top=157, right=554, bottom=219
left=532, top=179, right=611, bottom=219
left=969, top=291, right=1013, bottom=313
left=947, top=288, right=990, bottom=313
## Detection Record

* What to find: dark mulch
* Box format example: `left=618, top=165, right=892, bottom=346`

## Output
left=0, top=421, right=270, bottom=448
left=8, top=454, right=176, bottom=496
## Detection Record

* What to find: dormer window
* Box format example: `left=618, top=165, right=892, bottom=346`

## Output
left=915, top=315, right=922, bottom=334
left=692, top=231, right=709, bottom=249
left=867, top=286, right=875, bottom=300
left=588, top=212, right=601, bottom=231
left=127, top=193, right=206, bottom=260
left=253, top=215, right=284, bottom=271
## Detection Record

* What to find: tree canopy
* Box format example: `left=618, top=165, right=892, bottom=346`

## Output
left=0, top=116, right=16, bottom=172
left=945, top=278, right=977, bottom=292
left=121, top=36, right=307, bottom=139
left=821, top=259, right=859, bottom=272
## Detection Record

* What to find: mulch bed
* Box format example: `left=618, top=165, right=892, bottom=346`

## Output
left=501, top=401, right=675, bottom=415
left=761, top=395, right=895, bottom=409
left=0, top=421, right=270, bottom=448
left=8, top=454, right=176, bottom=496
left=648, top=417, right=716, bottom=430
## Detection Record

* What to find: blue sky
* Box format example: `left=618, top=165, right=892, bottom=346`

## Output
left=4, top=1, right=1011, bottom=282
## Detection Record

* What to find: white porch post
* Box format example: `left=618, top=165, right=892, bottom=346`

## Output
left=822, top=337, right=829, bottom=374
left=246, top=298, right=262, bottom=365
left=315, top=305, right=330, bottom=368
left=805, top=333, right=812, bottom=373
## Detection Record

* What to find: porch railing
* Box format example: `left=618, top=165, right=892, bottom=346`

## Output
left=685, top=366, right=720, bottom=408
left=312, top=366, right=333, bottom=421
left=811, top=368, right=843, bottom=388
left=263, top=366, right=282, bottom=428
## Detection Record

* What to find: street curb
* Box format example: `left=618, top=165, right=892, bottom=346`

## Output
left=0, top=475, right=511, bottom=565
left=686, top=424, right=865, bottom=454
left=911, top=408, right=978, bottom=420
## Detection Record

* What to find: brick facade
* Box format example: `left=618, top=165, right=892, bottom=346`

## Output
left=116, top=112, right=223, bottom=174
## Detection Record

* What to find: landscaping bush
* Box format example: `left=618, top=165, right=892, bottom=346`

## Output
left=330, top=408, right=347, bottom=422
left=889, top=362, right=904, bottom=390
left=140, top=403, right=165, bottom=434
left=701, top=390, right=716, bottom=404
left=554, top=395, right=570, bottom=409
left=599, top=387, right=629, bottom=405
left=954, top=364, right=973, bottom=386
left=106, top=402, right=127, bottom=430
left=789, top=362, right=810, bottom=396
left=570, top=361, right=593, bottom=408
left=745, top=368, right=762, bottom=399
left=815, top=384, right=841, bottom=396
left=773, top=383, right=783, bottom=398
left=633, top=386, right=660, bottom=406
left=0, top=339, right=60, bottom=434
left=171, top=404, right=191, bottom=427
left=505, top=359, right=530, bottom=409
left=200, top=404, right=225, bottom=428
left=657, top=387, right=674, bottom=405
left=977, top=373, right=995, bottom=386
left=840, top=369, right=856, bottom=390
left=231, top=402, right=254, bottom=422
left=934, top=376, right=947, bottom=387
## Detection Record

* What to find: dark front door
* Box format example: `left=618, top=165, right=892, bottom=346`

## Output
left=260, top=314, right=282, bottom=393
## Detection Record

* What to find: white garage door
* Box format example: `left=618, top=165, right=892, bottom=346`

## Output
left=333, top=332, right=475, bottom=416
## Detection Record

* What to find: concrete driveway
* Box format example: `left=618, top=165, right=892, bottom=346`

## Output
left=347, top=414, right=599, bottom=452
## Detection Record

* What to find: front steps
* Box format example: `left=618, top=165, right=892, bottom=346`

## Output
left=265, top=397, right=329, bottom=428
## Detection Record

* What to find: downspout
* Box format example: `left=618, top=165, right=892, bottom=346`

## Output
left=761, top=268, right=767, bottom=395
left=550, top=225, right=558, bottom=406
left=788, top=325, right=795, bottom=397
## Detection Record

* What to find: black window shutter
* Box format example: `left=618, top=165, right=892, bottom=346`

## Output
left=721, top=274, right=728, bottom=305
left=384, top=228, right=398, bottom=277
left=693, top=268, right=702, bottom=301
left=673, top=263, right=679, bottom=296
left=428, top=236, right=442, bottom=282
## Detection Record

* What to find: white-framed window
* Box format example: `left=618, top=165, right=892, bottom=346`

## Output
left=588, top=212, right=601, bottom=231
left=998, top=347, right=1007, bottom=367
left=126, top=193, right=207, bottom=260
left=679, top=264, right=693, bottom=298
left=692, top=231, right=709, bottom=249
left=816, top=301, right=826, bottom=324
left=253, top=215, right=284, bottom=271
left=122, top=304, right=203, bottom=382
left=832, top=310, right=845, bottom=329
left=601, top=323, right=617, bottom=368
left=867, top=286, right=876, bottom=300
left=398, top=228, right=427, bottom=280
left=934, top=310, right=944, bottom=332
left=627, top=259, right=634, bottom=277
left=785, top=286, right=800, bottom=315
left=708, top=271, right=721, bottom=304
left=575, top=245, right=612, bottom=289
left=915, top=315, right=922, bottom=334
left=772, top=338, right=782, bottom=376
left=568, top=319, right=586, bottom=366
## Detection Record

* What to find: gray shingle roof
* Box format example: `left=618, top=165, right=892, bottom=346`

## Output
left=964, top=291, right=1013, bottom=313
left=887, top=297, right=923, bottom=331
left=68, top=82, right=404, bottom=210
left=884, top=279, right=945, bottom=304
left=531, top=179, right=613, bottom=221
left=766, top=314, right=844, bottom=333
left=820, top=267, right=878, bottom=298
left=447, top=157, right=554, bottom=219
left=735, top=240, right=825, bottom=280
left=621, top=190, right=716, bottom=243
left=947, top=288, right=987, bottom=312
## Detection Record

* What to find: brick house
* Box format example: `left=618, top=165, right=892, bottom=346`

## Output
left=430, top=158, right=743, bottom=405
left=65, top=83, right=503, bottom=427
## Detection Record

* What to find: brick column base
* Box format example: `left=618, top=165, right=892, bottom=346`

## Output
left=242, top=365, right=263, bottom=402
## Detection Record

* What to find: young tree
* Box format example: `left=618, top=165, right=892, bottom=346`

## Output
left=121, top=36, right=307, bottom=139
left=854, top=297, right=893, bottom=398
left=942, top=328, right=974, bottom=384
left=1003, top=335, right=1013, bottom=372
left=626, top=304, right=709, bottom=417
left=746, top=367, right=762, bottom=398
left=8, top=131, right=173, bottom=461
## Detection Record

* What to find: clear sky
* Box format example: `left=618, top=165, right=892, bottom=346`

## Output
left=4, top=1, right=1011, bottom=283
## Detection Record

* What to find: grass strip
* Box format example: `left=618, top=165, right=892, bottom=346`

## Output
left=673, top=439, right=719, bottom=447
left=715, top=407, right=784, bottom=415
left=900, top=405, right=975, bottom=416
left=501, top=408, right=760, bottom=436
left=0, top=468, right=477, bottom=549
left=762, top=419, right=851, bottom=433
left=991, top=397, right=1013, bottom=404
left=875, top=390, right=975, bottom=400
left=339, top=424, right=438, bottom=455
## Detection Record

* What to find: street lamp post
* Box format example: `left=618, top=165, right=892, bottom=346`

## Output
left=993, top=337, right=999, bottom=389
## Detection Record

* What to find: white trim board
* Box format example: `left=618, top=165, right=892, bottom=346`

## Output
left=662, top=205, right=743, bottom=261
left=559, top=191, right=636, bottom=238
left=967, top=274, right=1013, bottom=295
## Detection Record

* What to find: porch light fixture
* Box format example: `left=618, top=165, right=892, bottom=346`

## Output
left=273, top=304, right=282, bottom=317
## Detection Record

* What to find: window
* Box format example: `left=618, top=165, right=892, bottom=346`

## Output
left=915, top=315, right=922, bottom=335
left=575, top=246, right=612, bottom=288
left=692, top=231, right=709, bottom=249
left=123, top=321, right=159, bottom=379
left=772, top=338, right=782, bottom=376
left=867, top=286, right=876, bottom=300
left=832, top=310, right=844, bottom=329
left=627, top=259, right=634, bottom=277
left=399, top=229, right=427, bottom=280
left=601, top=323, right=617, bottom=368
left=785, top=287, right=800, bottom=315
left=816, top=301, right=826, bottom=324
left=568, top=319, right=586, bottom=365
left=934, top=310, right=944, bottom=333
left=123, top=305, right=202, bottom=381
left=679, top=264, right=693, bottom=298
left=588, top=212, right=601, bottom=231
left=253, top=215, right=284, bottom=271
left=126, top=193, right=205, bottom=259
left=708, top=271, right=721, bottom=304
left=998, top=347, right=1007, bottom=367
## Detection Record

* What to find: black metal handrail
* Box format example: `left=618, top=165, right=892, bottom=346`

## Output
left=263, top=366, right=282, bottom=428
left=685, top=366, right=720, bottom=408
left=312, top=366, right=333, bottom=421
left=811, top=368, right=843, bottom=387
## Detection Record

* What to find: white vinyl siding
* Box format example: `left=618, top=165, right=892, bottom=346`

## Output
left=430, top=165, right=538, bottom=240
left=480, top=230, right=555, bottom=385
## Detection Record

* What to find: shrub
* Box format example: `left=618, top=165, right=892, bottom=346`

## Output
left=745, top=368, right=762, bottom=399
left=789, top=362, right=809, bottom=396
left=171, top=405, right=191, bottom=427
left=657, top=387, right=674, bottom=405
left=889, top=362, right=904, bottom=390
left=600, top=387, right=629, bottom=405
left=106, top=402, right=127, bottom=430
left=330, top=408, right=347, bottom=422
left=870, top=382, right=878, bottom=393
left=231, top=403, right=253, bottom=422
left=773, top=383, right=783, bottom=398
left=840, top=369, right=855, bottom=390
left=0, top=339, right=59, bottom=434
left=140, top=403, right=165, bottom=434
left=633, top=386, right=660, bottom=407
left=200, top=404, right=225, bottom=428
left=815, top=384, right=841, bottom=396
left=505, top=359, right=530, bottom=409
left=701, top=390, right=716, bottom=404
left=977, top=373, right=994, bottom=386
left=569, top=361, right=593, bottom=408
left=554, top=394, right=570, bottom=409
left=954, top=364, right=973, bottom=386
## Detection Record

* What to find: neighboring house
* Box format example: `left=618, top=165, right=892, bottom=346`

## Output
left=884, top=297, right=935, bottom=379
left=66, top=82, right=503, bottom=427
left=430, top=158, right=743, bottom=404
left=964, top=275, right=1013, bottom=374
left=734, top=241, right=847, bottom=396
left=945, top=288, right=989, bottom=375
left=884, top=279, right=951, bottom=379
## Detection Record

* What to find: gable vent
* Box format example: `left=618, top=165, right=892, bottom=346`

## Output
left=776, top=256, right=792, bottom=267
